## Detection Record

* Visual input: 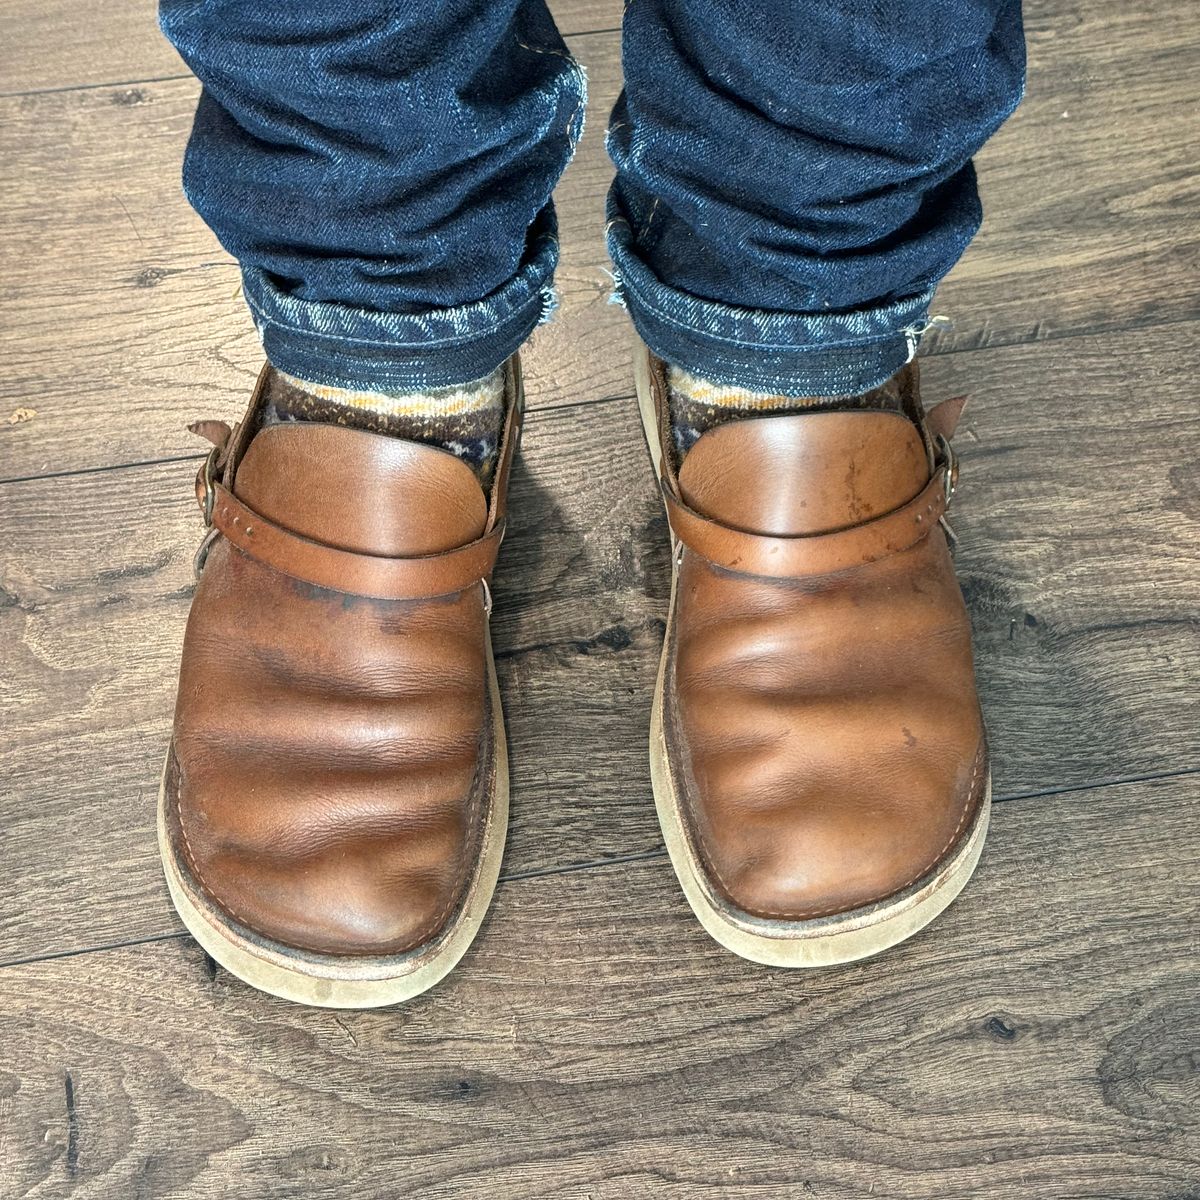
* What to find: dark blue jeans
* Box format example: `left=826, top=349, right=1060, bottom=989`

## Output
left=160, top=0, right=1024, bottom=394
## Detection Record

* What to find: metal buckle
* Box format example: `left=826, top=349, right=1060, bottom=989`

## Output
left=192, top=443, right=226, bottom=579
left=932, top=433, right=960, bottom=554
left=200, top=443, right=222, bottom=527
left=934, top=433, right=958, bottom=507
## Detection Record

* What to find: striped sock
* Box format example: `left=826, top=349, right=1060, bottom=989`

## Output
left=262, top=367, right=506, bottom=487
left=667, top=365, right=906, bottom=463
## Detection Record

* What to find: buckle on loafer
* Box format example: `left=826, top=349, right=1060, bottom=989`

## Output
left=934, top=433, right=958, bottom=507
left=192, top=445, right=225, bottom=579
left=200, top=443, right=222, bottom=527
left=933, top=433, right=960, bottom=554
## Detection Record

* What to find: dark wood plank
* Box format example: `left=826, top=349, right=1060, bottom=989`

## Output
left=4, top=0, right=1200, bottom=479
left=924, top=0, right=1200, bottom=354
left=2, top=773, right=1198, bottom=1197
left=0, top=0, right=623, bottom=97
left=2, top=324, right=1198, bottom=963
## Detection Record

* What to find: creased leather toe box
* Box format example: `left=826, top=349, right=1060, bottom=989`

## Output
left=665, top=540, right=986, bottom=922
left=167, top=545, right=492, bottom=957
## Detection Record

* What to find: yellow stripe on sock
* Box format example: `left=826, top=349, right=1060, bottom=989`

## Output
left=667, top=365, right=818, bottom=411
left=277, top=369, right=504, bottom=419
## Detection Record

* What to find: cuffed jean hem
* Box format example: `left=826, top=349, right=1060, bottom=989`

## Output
left=240, top=213, right=560, bottom=391
left=606, top=213, right=937, bottom=396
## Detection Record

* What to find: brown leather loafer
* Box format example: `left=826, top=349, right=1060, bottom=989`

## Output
left=159, top=358, right=522, bottom=1006
left=634, top=340, right=989, bottom=967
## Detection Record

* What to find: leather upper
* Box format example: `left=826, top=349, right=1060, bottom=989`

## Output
left=650, top=354, right=987, bottom=921
left=165, top=360, right=521, bottom=957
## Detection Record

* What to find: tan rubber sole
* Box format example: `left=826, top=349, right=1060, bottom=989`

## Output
left=158, top=626, right=508, bottom=1008
left=633, top=334, right=990, bottom=967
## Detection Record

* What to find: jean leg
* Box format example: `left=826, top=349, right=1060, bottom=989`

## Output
left=607, top=0, right=1025, bottom=392
left=160, top=0, right=587, bottom=388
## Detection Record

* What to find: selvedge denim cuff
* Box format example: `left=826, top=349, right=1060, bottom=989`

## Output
left=607, top=208, right=938, bottom=397
left=241, top=210, right=560, bottom=392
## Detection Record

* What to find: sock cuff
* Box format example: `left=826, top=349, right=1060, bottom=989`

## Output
left=666, top=364, right=811, bottom=413
left=666, top=361, right=907, bottom=463
left=275, top=367, right=505, bottom=420
left=263, top=366, right=506, bottom=486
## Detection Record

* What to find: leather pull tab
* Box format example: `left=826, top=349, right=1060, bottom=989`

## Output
left=926, top=395, right=968, bottom=441
left=188, top=420, right=233, bottom=449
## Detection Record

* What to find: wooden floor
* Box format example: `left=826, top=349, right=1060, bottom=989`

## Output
left=2, top=0, right=1198, bottom=1195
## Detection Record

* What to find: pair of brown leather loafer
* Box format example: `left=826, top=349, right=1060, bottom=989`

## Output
left=160, top=340, right=988, bottom=1006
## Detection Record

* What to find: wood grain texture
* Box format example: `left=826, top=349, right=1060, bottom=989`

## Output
left=1, top=773, right=1198, bottom=1198
left=2, top=3, right=1199, bottom=1196
left=3, top=0, right=1200, bottom=479
left=0, top=0, right=623, bottom=96
left=2, top=324, right=1198, bottom=964
left=923, top=0, right=1200, bottom=355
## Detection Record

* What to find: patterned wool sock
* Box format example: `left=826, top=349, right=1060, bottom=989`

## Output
left=667, top=364, right=907, bottom=464
left=261, top=367, right=506, bottom=487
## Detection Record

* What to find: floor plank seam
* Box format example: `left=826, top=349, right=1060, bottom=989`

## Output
left=0, top=71, right=192, bottom=100
left=0, top=452, right=207, bottom=489
left=998, top=764, right=1200, bottom=803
